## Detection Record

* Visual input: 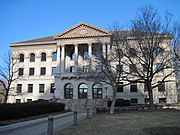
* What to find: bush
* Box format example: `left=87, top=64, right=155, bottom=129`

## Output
left=0, top=102, right=65, bottom=120
left=108, top=99, right=130, bottom=107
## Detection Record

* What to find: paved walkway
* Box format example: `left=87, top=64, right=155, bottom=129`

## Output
left=0, top=112, right=87, bottom=135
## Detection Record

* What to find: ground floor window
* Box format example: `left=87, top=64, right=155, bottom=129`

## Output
left=92, top=83, right=102, bottom=99
left=130, top=98, right=138, bottom=104
left=64, top=83, right=73, bottom=99
left=27, top=99, right=32, bottom=102
left=16, top=99, right=21, bottom=103
left=78, top=83, right=88, bottom=99
left=159, top=98, right=166, bottom=103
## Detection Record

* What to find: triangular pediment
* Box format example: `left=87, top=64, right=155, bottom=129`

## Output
left=54, top=22, right=111, bottom=39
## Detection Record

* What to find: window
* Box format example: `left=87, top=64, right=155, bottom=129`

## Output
left=16, top=99, right=21, bottom=103
left=130, top=64, right=136, bottom=73
left=156, top=47, right=164, bottom=56
left=117, top=82, right=123, bottom=92
left=39, top=84, right=45, bottom=93
left=96, top=65, right=102, bottom=73
left=130, top=82, right=137, bottom=92
left=64, top=83, right=73, bottom=99
left=92, top=83, right=102, bottom=99
left=156, top=63, right=163, bottom=71
left=130, top=98, right=138, bottom=104
left=71, top=53, right=75, bottom=60
left=83, top=66, right=89, bottom=73
left=144, top=84, right=148, bottom=91
left=129, top=48, right=136, bottom=57
left=29, top=68, right=35, bottom=76
left=30, top=53, right=35, bottom=62
left=50, top=83, right=55, bottom=93
left=17, top=84, right=22, bottom=93
left=19, top=54, right=24, bottom=62
left=52, top=67, right=56, bottom=76
left=40, top=67, right=46, bottom=75
left=18, top=68, right=24, bottom=76
left=144, top=98, right=149, bottom=104
left=83, top=52, right=89, bottom=60
left=41, top=52, right=46, bottom=61
left=78, top=83, right=88, bottom=99
left=27, top=99, right=32, bottom=102
left=70, top=66, right=76, bottom=73
left=159, top=98, right=166, bottom=103
left=143, top=64, right=148, bottom=72
left=28, top=84, right=33, bottom=93
left=158, top=82, right=165, bottom=92
left=116, top=65, right=123, bottom=73
left=116, top=49, right=123, bottom=58
left=52, top=52, right=57, bottom=61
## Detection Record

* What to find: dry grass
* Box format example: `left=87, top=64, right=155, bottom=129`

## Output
left=57, top=109, right=180, bottom=135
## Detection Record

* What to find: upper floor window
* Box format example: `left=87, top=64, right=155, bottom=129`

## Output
left=28, top=84, right=33, bottom=93
left=52, top=67, right=56, bottom=76
left=41, top=52, right=46, bottom=61
left=156, top=47, right=164, bottom=56
left=19, top=54, right=24, bottom=62
left=158, top=82, right=165, bottom=92
left=40, top=67, right=46, bottom=75
left=116, top=64, right=123, bottom=73
left=52, top=52, right=57, bottom=61
left=18, top=68, right=24, bottom=76
left=129, top=48, right=136, bottom=57
left=96, top=65, right=102, bottom=73
left=117, top=82, right=123, bottom=92
left=29, top=68, right=35, bottom=76
left=17, top=84, right=22, bottom=93
left=130, top=82, right=137, bottom=92
left=39, top=84, right=45, bottom=93
left=83, top=65, right=89, bottom=73
left=30, top=53, right=35, bottom=62
left=130, top=64, right=136, bottom=73
left=156, top=63, right=163, bottom=71
left=70, top=66, right=76, bottom=73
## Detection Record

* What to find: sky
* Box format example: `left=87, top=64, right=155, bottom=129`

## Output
left=0, top=0, right=180, bottom=62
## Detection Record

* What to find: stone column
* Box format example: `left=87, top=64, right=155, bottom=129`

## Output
left=88, top=43, right=92, bottom=59
left=74, top=44, right=78, bottom=71
left=61, top=45, right=65, bottom=73
left=56, top=45, right=61, bottom=74
left=102, top=42, right=107, bottom=59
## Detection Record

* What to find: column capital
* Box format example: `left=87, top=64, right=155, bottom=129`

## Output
left=74, top=44, right=79, bottom=46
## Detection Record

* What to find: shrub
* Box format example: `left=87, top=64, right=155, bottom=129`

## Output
left=0, top=102, right=65, bottom=120
left=108, top=99, right=130, bottom=107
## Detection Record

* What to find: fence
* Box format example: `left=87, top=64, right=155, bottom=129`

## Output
left=0, top=108, right=96, bottom=135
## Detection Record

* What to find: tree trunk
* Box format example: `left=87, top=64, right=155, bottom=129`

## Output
left=147, top=84, right=154, bottom=110
left=110, top=89, right=117, bottom=114
left=3, top=89, right=9, bottom=103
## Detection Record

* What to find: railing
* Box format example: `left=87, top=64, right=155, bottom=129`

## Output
left=0, top=108, right=96, bottom=135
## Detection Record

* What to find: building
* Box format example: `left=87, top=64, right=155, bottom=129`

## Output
left=8, top=22, right=178, bottom=108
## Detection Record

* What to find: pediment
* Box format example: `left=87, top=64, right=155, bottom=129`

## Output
left=54, top=22, right=111, bottom=39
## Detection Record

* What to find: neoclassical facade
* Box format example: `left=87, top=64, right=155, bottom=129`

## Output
left=8, top=22, right=178, bottom=107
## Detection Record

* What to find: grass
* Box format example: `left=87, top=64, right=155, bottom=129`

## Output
left=56, top=109, right=180, bottom=135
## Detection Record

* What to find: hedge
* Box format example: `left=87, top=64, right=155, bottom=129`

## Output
left=0, top=101, right=65, bottom=120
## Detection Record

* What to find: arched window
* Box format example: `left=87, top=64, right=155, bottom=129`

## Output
left=30, top=53, right=35, bottom=62
left=78, top=83, right=88, bottom=99
left=83, top=52, right=89, bottom=60
left=41, top=52, right=46, bottom=61
left=19, top=54, right=24, bottom=62
left=64, top=83, right=73, bottom=99
left=92, top=83, right=102, bottom=99
left=52, top=52, right=57, bottom=61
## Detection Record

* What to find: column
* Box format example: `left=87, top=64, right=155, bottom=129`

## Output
left=88, top=43, right=92, bottom=59
left=74, top=44, right=78, bottom=71
left=61, top=45, right=65, bottom=73
left=102, top=42, right=107, bottom=59
left=56, top=45, right=61, bottom=74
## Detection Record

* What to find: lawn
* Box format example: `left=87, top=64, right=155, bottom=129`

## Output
left=56, top=109, right=180, bottom=135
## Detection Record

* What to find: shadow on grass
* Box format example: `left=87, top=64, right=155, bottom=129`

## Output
left=143, top=127, right=180, bottom=135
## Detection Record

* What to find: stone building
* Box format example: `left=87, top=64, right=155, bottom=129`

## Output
left=8, top=22, right=178, bottom=108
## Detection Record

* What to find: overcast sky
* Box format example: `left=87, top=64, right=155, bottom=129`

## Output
left=0, top=0, right=180, bottom=62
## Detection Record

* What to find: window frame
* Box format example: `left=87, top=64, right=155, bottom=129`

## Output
left=92, top=83, right=102, bottom=99
left=78, top=83, right=88, bottom=99
left=64, top=83, right=73, bottom=99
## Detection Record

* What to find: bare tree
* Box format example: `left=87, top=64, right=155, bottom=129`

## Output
left=0, top=51, right=19, bottom=103
left=117, top=6, right=177, bottom=109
